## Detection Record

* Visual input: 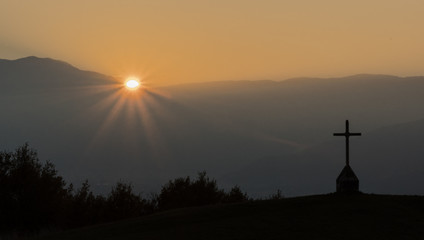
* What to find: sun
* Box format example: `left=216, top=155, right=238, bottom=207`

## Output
left=125, top=78, right=141, bottom=89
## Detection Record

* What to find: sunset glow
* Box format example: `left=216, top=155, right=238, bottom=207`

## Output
left=2, top=1, right=424, bottom=86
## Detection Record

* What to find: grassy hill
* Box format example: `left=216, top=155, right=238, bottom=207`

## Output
left=38, top=193, right=424, bottom=240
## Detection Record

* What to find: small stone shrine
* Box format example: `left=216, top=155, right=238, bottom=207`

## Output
left=333, top=120, right=361, bottom=193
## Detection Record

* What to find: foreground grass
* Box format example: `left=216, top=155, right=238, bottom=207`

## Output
left=38, top=193, right=424, bottom=240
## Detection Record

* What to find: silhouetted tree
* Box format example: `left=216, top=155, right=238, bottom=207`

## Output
left=66, top=180, right=106, bottom=227
left=0, top=143, right=68, bottom=234
left=1, top=144, right=250, bottom=236
left=106, top=181, right=156, bottom=221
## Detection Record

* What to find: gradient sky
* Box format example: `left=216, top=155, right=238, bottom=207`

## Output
left=1, top=0, right=424, bottom=86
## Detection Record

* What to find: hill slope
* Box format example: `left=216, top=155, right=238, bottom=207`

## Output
left=38, top=194, right=424, bottom=240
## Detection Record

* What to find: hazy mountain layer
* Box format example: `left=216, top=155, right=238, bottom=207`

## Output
left=1, top=57, right=424, bottom=196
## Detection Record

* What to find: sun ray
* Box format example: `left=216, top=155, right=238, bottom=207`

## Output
left=88, top=90, right=128, bottom=147
left=127, top=87, right=172, bottom=163
left=59, top=75, right=177, bottom=165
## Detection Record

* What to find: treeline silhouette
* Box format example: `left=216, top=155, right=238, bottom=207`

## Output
left=0, top=144, right=250, bottom=236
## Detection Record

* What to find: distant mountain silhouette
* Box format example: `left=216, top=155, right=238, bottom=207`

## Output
left=0, top=56, right=115, bottom=92
left=2, top=56, right=424, bottom=196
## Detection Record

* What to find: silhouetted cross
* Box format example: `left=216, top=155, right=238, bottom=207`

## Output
left=333, top=120, right=361, bottom=166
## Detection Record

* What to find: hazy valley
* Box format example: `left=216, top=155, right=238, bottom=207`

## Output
left=1, top=57, right=424, bottom=197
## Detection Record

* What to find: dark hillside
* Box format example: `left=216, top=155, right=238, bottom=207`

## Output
left=38, top=194, right=424, bottom=240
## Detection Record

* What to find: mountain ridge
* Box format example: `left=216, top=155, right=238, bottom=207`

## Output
left=2, top=56, right=422, bottom=88
left=0, top=56, right=116, bottom=92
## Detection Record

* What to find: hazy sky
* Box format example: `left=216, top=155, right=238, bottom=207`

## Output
left=1, top=0, right=424, bottom=86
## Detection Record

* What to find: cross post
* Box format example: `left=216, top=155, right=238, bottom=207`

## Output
left=333, top=120, right=361, bottom=166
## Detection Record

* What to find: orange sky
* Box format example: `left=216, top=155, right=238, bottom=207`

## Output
left=1, top=0, right=424, bottom=86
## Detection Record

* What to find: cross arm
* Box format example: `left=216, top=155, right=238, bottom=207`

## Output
left=350, top=133, right=362, bottom=136
left=333, top=133, right=346, bottom=136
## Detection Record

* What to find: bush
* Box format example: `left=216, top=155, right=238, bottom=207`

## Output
left=223, top=185, right=249, bottom=203
left=269, top=189, right=284, bottom=200
left=157, top=171, right=248, bottom=210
